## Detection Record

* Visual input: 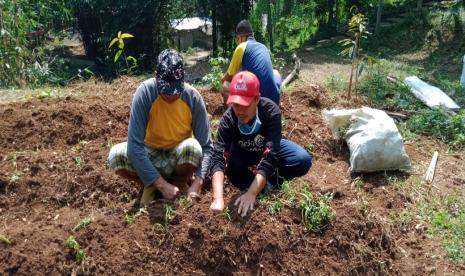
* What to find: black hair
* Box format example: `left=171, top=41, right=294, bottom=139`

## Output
left=235, top=20, right=253, bottom=36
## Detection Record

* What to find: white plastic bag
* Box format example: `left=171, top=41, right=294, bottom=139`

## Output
left=404, top=76, right=460, bottom=110
left=460, top=54, right=465, bottom=88
left=322, top=107, right=411, bottom=172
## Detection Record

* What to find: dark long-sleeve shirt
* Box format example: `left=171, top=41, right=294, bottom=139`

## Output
left=210, top=97, right=281, bottom=180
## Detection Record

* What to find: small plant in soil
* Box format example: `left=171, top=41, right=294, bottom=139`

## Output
left=177, top=196, right=193, bottom=210
left=267, top=199, right=283, bottom=216
left=280, top=180, right=297, bottom=207
left=163, top=204, right=175, bottom=227
left=72, top=156, right=82, bottom=167
left=66, top=236, right=86, bottom=263
left=0, top=234, right=11, bottom=244
left=223, top=207, right=232, bottom=223
left=300, top=189, right=335, bottom=233
left=72, top=217, right=94, bottom=232
left=124, top=208, right=147, bottom=225
left=305, top=143, right=314, bottom=154
left=71, top=140, right=88, bottom=153
left=354, top=178, right=365, bottom=191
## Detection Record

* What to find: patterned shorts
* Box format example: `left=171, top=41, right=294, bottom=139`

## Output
left=108, top=138, right=202, bottom=177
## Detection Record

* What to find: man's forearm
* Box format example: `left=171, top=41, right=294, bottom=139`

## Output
left=247, top=173, right=266, bottom=196
left=212, top=171, right=225, bottom=200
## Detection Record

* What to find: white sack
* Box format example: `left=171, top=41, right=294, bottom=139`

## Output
left=322, top=107, right=411, bottom=172
left=404, top=76, right=460, bottom=111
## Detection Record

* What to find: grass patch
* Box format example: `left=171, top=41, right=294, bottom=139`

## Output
left=300, top=188, right=335, bottom=233
left=124, top=208, right=147, bottom=225
left=407, top=109, right=465, bottom=150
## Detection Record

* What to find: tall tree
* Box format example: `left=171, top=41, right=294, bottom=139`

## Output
left=375, top=0, right=383, bottom=35
left=267, top=0, right=273, bottom=52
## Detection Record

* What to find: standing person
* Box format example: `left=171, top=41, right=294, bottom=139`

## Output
left=221, top=19, right=281, bottom=105
left=210, top=71, right=311, bottom=217
left=108, top=49, right=213, bottom=206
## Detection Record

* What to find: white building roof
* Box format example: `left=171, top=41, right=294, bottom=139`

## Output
left=171, top=17, right=212, bottom=31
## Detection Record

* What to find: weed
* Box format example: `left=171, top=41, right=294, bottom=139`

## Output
left=177, top=196, right=193, bottom=210
left=66, top=236, right=86, bottom=263
left=267, top=200, right=283, bottom=216
left=223, top=207, right=232, bottom=223
left=407, top=109, right=465, bottom=150
left=305, top=143, right=314, bottom=154
left=300, top=189, right=335, bottom=233
left=124, top=208, right=147, bottom=225
left=280, top=180, right=298, bottom=207
left=72, top=217, right=94, bottom=232
left=72, top=156, right=82, bottom=167
left=202, top=57, right=229, bottom=91
left=163, top=204, right=175, bottom=227
left=0, top=234, right=11, bottom=244
left=325, top=74, right=346, bottom=94
left=354, top=178, right=365, bottom=190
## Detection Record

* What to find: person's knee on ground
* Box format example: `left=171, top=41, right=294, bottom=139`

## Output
left=278, top=140, right=312, bottom=180
left=172, top=163, right=197, bottom=193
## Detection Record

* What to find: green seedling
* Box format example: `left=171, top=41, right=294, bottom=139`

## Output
left=163, top=204, right=175, bottom=227
left=305, top=143, right=314, bottom=154
left=71, top=140, right=88, bottom=153
left=72, top=217, right=94, bottom=232
left=66, top=236, right=86, bottom=263
left=177, top=196, right=193, bottom=210
left=267, top=200, right=283, bottom=216
left=72, top=156, right=82, bottom=167
left=124, top=208, right=147, bottom=225
left=0, top=234, right=11, bottom=244
left=300, top=190, right=334, bottom=233
left=280, top=180, right=297, bottom=207
left=354, top=179, right=365, bottom=190
left=223, top=207, right=232, bottom=223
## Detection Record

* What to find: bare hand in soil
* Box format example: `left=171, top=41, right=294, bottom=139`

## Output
left=210, top=198, right=225, bottom=213
left=234, top=192, right=256, bottom=217
left=154, top=178, right=180, bottom=200
left=187, top=176, right=203, bottom=200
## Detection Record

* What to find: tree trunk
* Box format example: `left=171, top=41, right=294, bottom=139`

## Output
left=282, top=0, right=294, bottom=16
left=375, top=0, right=384, bottom=35
left=328, top=0, right=335, bottom=27
left=211, top=0, right=218, bottom=57
left=417, top=0, right=423, bottom=10
left=267, top=0, right=273, bottom=52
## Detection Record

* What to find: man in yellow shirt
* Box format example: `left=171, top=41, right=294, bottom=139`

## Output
left=108, top=49, right=213, bottom=206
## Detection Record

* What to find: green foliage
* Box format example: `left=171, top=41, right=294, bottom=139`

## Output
left=300, top=189, right=334, bottom=233
left=0, top=234, right=11, bottom=244
left=0, top=0, right=74, bottom=88
left=177, top=196, right=193, bottom=210
left=72, top=156, right=82, bottom=167
left=325, top=74, right=346, bottom=94
left=223, top=207, right=232, bottom=223
left=266, top=199, right=283, bottom=215
left=202, top=57, right=229, bottom=91
left=72, top=217, right=94, bottom=232
left=407, top=109, right=465, bottom=150
left=66, top=236, right=86, bottom=263
left=124, top=208, right=147, bottom=225
left=163, top=204, right=175, bottom=227
left=108, top=31, right=138, bottom=74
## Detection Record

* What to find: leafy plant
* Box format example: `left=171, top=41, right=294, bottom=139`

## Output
left=108, top=31, right=138, bottom=74
left=339, top=8, right=371, bottom=99
left=325, top=74, right=346, bottom=94
left=223, top=207, right=232, bottom=223
left=267, top=200, right=283, bottom=216
left=124, top=208, right=147, bottom=225
left=202, top=57, right=229, bottom=91
left=72, top=217, right=94, bottom=232
left=305, top=143, right=314, bottom=154
left=72, top=156, right=82, bottom=167
left=177, top=196, right=193, bottom=210
left=66, top=236, right=86, bottom=263
left=163, top=204, right=175, bottom=227
left=407, top=109, right=465, bottom=150
left=300, top=190, right=335, bottom=233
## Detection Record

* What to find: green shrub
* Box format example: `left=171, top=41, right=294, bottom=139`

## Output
left=202, top=57, right=229, bottom=91
left=407, top=109, right=465, bottom=150
left=300, top=190, right=334, bottom=233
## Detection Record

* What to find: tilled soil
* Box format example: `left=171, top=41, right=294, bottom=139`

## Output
left=1, top=77, right=464, bottom=275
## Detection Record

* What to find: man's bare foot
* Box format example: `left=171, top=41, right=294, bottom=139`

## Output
left=154, top=179, right=180, bottom=200
left=187, top=176, right=203, bottom=200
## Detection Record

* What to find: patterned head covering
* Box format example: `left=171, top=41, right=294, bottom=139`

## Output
left=156, top=49, right=185, bottom=95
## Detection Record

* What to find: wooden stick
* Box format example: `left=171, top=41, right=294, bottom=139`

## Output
left=424, top=151, right=439, bottom=184
left=282, top=53, right=301, bottom=88
left=384, top=111, right=409, bottom=119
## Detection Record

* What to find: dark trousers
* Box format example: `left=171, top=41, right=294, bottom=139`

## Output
left=226, top=139, right=312, bottom=190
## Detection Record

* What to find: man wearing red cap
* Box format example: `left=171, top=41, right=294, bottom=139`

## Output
left=210, top=71, right=311, bottom=217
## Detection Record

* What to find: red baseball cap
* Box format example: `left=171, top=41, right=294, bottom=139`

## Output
left=227, top=71, right=260, bottom=106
